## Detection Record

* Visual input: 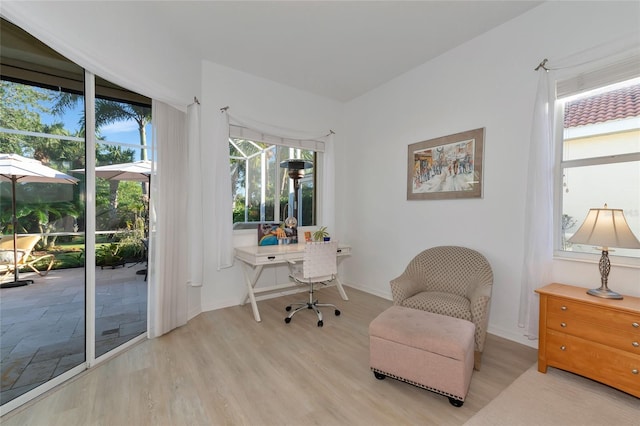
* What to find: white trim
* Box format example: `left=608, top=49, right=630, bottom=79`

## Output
left=230, top=124, right=326, bottom=152
left=84, top=71, right=97, bottom=367
left=554, top=250, right=640, bottom=269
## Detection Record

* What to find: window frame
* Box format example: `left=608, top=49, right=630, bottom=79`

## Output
left=553, top=72, right=640, bottom=267
left=229, top=125, right=324, bottom=233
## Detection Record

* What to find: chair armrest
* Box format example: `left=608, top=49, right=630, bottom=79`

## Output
left=467, top=279, right=492, bottom=352
left=389, top=274, right=422, bottom=305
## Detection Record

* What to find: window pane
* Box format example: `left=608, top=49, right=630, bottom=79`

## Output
left=0, top=79, right=86, bottom=405
left=230, top=137, right=316, bottom=228
left=562, top=161, right=640, bottom=258
left=563, top=84, right=640, bottom=161
left=93, top=78, right=151, bottom=358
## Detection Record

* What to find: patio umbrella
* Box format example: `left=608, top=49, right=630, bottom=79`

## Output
left=71, top=160, right=151, bottom=276
left=0, top=153, right=78, bottom=288
left=72, top=160, right=151, bottom=182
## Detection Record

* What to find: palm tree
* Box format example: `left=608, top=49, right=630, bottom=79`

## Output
left=52, top=93, right=151, bottom=224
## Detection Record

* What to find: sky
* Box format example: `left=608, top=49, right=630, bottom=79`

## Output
left=39, top=94, right=152, bottom=161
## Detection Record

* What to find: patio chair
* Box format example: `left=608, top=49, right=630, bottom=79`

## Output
left=0, top=235, right=55, bottom=282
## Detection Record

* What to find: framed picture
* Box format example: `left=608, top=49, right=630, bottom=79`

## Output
left=407, top=127, right=484, bottom=200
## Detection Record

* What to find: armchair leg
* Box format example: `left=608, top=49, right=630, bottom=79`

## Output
left=474, top=350, right=482, bottom=371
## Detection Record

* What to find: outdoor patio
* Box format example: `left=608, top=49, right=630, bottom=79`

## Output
left=0, top=264, right=147, bottom=405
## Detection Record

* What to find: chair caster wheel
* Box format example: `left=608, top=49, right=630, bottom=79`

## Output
left=317, top=320, right=323, bottom=327
left=284, top=317, right=291, bottom=324
left=374, top=371, right=386, bottom=380
left=335, top=309, right=341, bottom=316
left=285, top=306, right=292, bottom=312
left=448, top=398, right=463, bottom=407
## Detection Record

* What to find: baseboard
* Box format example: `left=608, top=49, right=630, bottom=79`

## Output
left=487, top=324, right=538, bottom=349
left=344, top=281, right=392, bottom=300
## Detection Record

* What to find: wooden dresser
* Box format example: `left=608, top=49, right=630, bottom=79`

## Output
left=536, top=283, right=640, bottom=397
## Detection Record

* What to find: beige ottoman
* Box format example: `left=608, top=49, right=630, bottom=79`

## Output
left=369, top=306, right=475, bottom=407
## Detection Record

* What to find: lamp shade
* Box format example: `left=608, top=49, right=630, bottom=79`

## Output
left=280, top=159, right=313, bottom=170
left=568, top=206, right=640, bottom=250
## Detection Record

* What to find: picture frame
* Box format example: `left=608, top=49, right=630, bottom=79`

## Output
left=407, top=127, right=485, bottom=200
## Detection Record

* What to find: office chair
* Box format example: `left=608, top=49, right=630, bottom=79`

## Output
left=285, top=241, right=341, bottom=327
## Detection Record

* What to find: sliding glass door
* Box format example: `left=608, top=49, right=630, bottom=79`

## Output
left=0, top=17, right=152, bottom=412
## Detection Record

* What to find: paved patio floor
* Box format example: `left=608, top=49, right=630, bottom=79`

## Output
left=0, top=265, right=147, bottom=406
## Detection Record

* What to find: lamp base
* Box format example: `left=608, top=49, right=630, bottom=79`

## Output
left=0, top=279, right=33, bottom=289
left=586, top=287, right=623, bottom=300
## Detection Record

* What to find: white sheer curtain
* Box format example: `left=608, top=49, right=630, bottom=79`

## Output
left=186, top=103, right=204, bottom=286
left=518, top=69, right=554, bottom=339
left=518, top=35, right=640, bottom=339
left=321, top=133, right=336, bottom=233
left=149, top=101, right=188, bottom=338
left=213, top=109, right=234, bottom=270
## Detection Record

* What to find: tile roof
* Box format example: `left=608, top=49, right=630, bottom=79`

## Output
left=564, top=84, right=640, bottom=128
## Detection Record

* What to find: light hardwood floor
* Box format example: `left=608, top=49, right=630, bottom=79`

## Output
left=1, top=287, right=537, bottom=425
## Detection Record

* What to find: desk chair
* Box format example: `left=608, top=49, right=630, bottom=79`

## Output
left=285, top=241, right=341, bottom=327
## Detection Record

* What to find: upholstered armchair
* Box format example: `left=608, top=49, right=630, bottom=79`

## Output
left=390, top=246, right=493, bottom=370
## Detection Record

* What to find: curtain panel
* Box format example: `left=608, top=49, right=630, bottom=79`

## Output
left=149, top=101, right=189, bottom=338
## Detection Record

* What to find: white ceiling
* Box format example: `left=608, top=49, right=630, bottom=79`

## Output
left=149, top=1, right=542, bottom=102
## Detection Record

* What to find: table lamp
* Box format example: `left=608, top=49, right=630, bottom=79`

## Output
left=567, top=204, right=640, bottom=299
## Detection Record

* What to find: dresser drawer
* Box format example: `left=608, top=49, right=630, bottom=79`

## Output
left=546, top=330, right=640, bottom=397
left=547, top=312, right=640, bottom=354
left=547, top=297, right=640, bottom=331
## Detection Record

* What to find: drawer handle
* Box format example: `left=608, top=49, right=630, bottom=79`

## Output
left=633, top=369, right=639, bottom=375
left=561, top=306, right=567, bottom=311
left=560, top=345, right=566, bottom=351
left=633, top=342, right=639, bottom=348
left=633, top=322, right=639, bottom=328
left=267, top=256, right=276, bottom=260
left=560, top=322, right=567, bottom=328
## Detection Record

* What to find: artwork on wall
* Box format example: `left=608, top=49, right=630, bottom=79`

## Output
left=407, top=127, right=485, bottom=200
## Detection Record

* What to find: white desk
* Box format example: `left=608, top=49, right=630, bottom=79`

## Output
left=235, top=243, right=351, bottom=322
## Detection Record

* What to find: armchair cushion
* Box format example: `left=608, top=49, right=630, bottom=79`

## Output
left=401, top=292, right=472, bottom=323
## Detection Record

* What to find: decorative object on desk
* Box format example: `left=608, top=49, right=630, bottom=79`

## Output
left=407, top=128, right=484, bottom=200
left=280, top=159, right=313, bottom=226
left=284, top=216, right=298, bottom=243
left=567, top=204, right=640, bottom=299
left=258, top=222, right=283, bottom=246
left=304, top=231, right=312, bottom=242
left=313, top=226, right=330, bottom=242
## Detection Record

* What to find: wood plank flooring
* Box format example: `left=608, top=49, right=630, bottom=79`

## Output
left=1, top=287, right=537, bottom=425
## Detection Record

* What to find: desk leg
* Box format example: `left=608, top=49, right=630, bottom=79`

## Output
left=240, top=262, right=264, bottom=322
left=335, top=257, right=349, bottom=301
left=335, top=277, right=349, bottom=301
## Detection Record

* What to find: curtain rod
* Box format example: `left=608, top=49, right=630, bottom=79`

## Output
left=535, top=59, right=549, bottom=71
left=221, top=105, right=335, bottom=135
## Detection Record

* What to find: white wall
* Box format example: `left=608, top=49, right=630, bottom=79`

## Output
left=198, top=61, right=344, bottom=312
left=2, top=1, right=200, bottom=108
left=341, top=1, right=640, bottom=347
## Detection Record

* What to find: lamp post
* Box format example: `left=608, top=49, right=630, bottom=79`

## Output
left=568, top=204, right=640, bottom=299
left=280, top=159, right=313, bottom=228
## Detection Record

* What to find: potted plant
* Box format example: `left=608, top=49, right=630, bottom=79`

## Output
left=313, top=226, right=330, bottom=242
